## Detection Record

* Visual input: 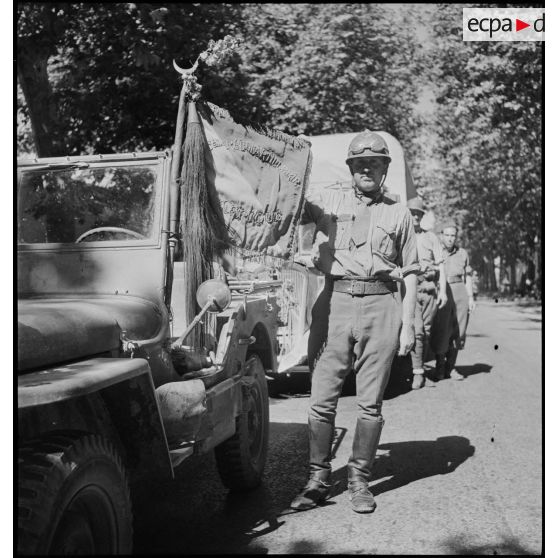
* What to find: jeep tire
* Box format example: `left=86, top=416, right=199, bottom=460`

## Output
left=18, top=433, right=133, bottom=555
left=215, top=354, right=269, bottom=491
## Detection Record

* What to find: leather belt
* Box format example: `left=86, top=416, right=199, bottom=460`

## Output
left=325, top=276, right=397, bottom=296
left=448, top=275, right=464, bottom=284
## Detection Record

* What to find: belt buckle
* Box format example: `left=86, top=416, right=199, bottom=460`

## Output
left=350, top=280, right=363, bottom=296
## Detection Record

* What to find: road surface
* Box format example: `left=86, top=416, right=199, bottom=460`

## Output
left=133, top=298, right=542, bottom=555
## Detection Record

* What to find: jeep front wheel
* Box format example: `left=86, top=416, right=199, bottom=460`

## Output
left=214, top=354, right=269, bottom=491
left=18, top=433, right=133, bottom=555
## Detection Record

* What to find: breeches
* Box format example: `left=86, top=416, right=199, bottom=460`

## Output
left=431, top=282, right=469, bottom=353
left=307, top=289, right=402, bottom=424
left=411, top=290, right=437, bottom=369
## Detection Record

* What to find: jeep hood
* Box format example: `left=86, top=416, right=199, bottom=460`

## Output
left=18, top=297, right=164, bottom=372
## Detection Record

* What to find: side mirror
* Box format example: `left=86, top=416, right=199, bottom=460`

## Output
left=171, top=279, right=232, bottom=350
left=196, top=279, right=232, bottom=313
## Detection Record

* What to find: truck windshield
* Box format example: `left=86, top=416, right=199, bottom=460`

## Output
left=17, top=164, right=159, bottom=244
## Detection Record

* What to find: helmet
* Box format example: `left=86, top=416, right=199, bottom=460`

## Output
left=345, top=131, right=391, bottom=166
left=407, top=197, right=426, bottom=214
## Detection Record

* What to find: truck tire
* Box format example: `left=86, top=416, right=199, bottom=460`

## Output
left=18, top=432, right=133, bottom=555
left=215, top=354, right=269, bottom=491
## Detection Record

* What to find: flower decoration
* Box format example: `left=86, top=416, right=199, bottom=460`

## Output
left=182, top=73, right=203, bottom=102
left=199, top=35, right=240, bottom=68
left=178, top=35, right=240, bottom=101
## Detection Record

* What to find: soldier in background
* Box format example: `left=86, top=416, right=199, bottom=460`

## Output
left=290, top=131, right=419, bottom=514
left=430, top=220, right=475, bottom=381
left=407, top=198, right=447, bottom=389
left=472, top=270, right=479, bottom=301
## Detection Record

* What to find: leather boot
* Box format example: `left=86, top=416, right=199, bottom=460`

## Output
left=347, top=417, right=383, bottom=513
left=290, top=419, right=334, bottom=510
left=445, top=347, right=459, bottom=379
left=434, top=354, right=446, bottom=381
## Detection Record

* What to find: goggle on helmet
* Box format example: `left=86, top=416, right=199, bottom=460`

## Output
left=345, top=131, right=391, bottom=166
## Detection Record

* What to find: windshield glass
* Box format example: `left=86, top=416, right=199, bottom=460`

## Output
left=17, top=164, right=159, bottom=244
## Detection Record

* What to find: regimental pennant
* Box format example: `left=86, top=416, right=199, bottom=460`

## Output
left=463, top=8, right=544, bottom=41
left=196, top=102, right=313, bottom=258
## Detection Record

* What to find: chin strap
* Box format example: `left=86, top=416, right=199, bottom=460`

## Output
left=352, top=184, right=384, bottom=203
left=351, top=169, right=389, bottom=203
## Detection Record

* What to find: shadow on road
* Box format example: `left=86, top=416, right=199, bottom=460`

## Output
left=455, top=362, right=492, bottom=378
left=132, top=422, right=313, bottom=554
left=372, top=436, right=475, bottom=496
left=502, top=316, right=541, bottom=324
left=440, top=533, right=535, bottom=555
left=328, top=435, right=475, bottom=499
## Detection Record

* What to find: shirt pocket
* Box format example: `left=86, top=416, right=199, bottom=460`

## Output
left=373, top=222, right=397, bottom=259
left=350, top=222, right=368, bottom=248
left=328, top=214, right=352, bottom=250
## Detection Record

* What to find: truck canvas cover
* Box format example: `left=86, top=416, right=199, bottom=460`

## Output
left=304, top=131, right=416, bottom=203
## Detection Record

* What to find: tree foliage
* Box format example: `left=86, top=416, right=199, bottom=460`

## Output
left=17, top=2, right=244, bottom=155
left=17, top=3, right=542, bottom=287
left=423, top=4, right=542, bottom=279
left=17, top=3, right=424, bottom=155
left=232, top=4, right=423, bottom=142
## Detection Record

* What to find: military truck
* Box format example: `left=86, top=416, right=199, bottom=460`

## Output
left=17, top=151, right=282, bottom=554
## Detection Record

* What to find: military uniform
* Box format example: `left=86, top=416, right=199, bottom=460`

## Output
left=291, top=180, right=419, bottom=512
left=411, top=229, right=445, bottom=377
left=431, top=245, right=472, bottom=377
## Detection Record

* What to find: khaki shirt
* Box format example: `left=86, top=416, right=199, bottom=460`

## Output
left=417, top=230, right=445, bottom=270
left=442, top=246, right=471, bottom=279
left=301, top=188, right=419, bottom=278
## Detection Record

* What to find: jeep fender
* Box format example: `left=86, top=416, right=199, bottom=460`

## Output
left=215, top=297, right=279, bottom=376
left=18, top=358, right=173, bottom=479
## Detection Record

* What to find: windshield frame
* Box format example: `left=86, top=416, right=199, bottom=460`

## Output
left=17, top=152, right=169, bottom=252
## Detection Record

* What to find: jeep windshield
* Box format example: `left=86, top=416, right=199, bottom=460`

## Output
left=17, top=161, right=161, bottom=245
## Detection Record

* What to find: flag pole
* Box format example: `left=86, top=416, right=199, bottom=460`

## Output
left=169, top=77, right=188, bottom=244
left=169, top=57, right=199, bottom=244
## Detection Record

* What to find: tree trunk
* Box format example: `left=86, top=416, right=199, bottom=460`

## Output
left=484, top=254, right=497, bottom=292
left=486, top=259, right=493, bottom=291
left=533, top=242, right=541, bottom=287
left=17, top=48, right=64, bottom=157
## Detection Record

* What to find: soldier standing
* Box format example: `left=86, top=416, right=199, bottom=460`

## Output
left=472, top=270, right=479, bottom=301
left=407, top=197, right=447, bottom=389
left=430, top=220, right=475, bottom=381
left=290, top=131, right=419, bottom=514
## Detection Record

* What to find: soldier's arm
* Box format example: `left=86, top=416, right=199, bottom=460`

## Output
left=462, top=249, right=472, bottom=295
left=466, top=274, right=474, bottom=298
left=299, top=188, right=324, bottom=225
left=432, top=233, right=447, bottom=306
left=397, top=208, right=419, bottom=355
left=439, top=262, right=447, bottom=296
left=396, top=208, right=421, bottom=278
left=463, top=250, right=475, bottom=311
left=398, top=273, right=417, bottom=355
left=465, top=274, right=474, bottom=298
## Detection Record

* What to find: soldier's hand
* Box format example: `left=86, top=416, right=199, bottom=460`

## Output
left=437, top=291, right=448, bottom=308
left=388, top=267, right=404, bottom=283
left=398, top=323, right=415, bottom=356
left=468, top=297, right=476, bottom=313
